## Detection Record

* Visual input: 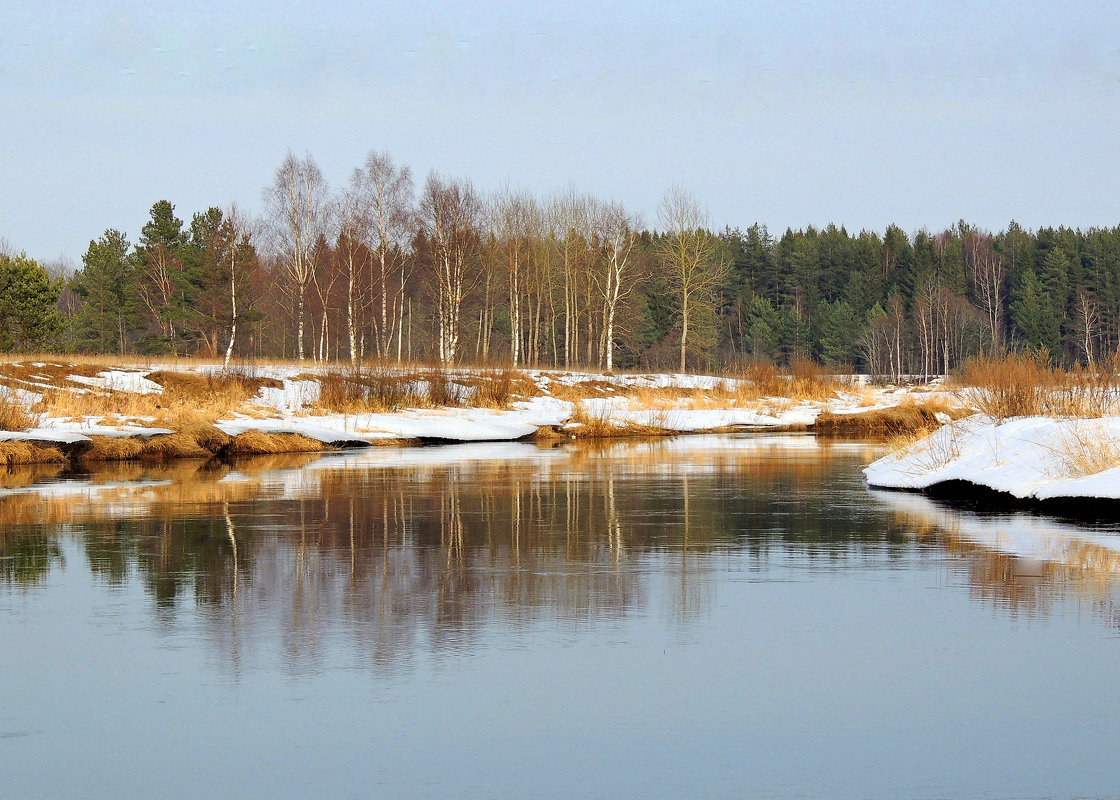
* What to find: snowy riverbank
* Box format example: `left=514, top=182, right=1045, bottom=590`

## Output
left=0, top=361, right=959, bottom=460
left=864, top=415, right=1120, bottom=502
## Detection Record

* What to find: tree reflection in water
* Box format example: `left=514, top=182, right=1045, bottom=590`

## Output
left=13, top=436, right=1118, bottom=670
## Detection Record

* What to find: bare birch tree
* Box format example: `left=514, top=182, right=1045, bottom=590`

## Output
left=354, top=152, right=414, bottom=361
left=420, top=173, right=482, bottom=365
left=222, top=205, right=258, bottom=369
left=656, top=187, right=729, bottom=372
left=263, top=152, right=330, bottom=361
left=588, top=200, right=639, bottom=371
left=491, top=188, right=539, bottom=366
left=965, top=229, right=1006, bottom=353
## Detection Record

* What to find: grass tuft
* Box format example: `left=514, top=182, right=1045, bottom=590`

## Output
left=1052, top=423, right=1120, bottom=478
left=226, top=430, right=332, bottom=455
left=815, top=399, right=959, bottom=438
left=0, top=441, right=66, bottom=465
left=80, top=433, right=213, bottom=462
left=0, top=393, right=34, bottom=431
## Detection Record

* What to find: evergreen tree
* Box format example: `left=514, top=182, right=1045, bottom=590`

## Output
left=137, top=200, right=195, bottom=352
left=743, top=296, right=780, bottom=360
left=817, top=300, right=860, bottom=367
left=0, top=254, right=64, bottom=351
left=1010, top=265, right=1061, bottom=353
left=70, top=230, right=138, bottom=354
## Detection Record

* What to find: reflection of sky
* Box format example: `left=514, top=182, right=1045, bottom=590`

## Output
left=7, top=520, right=1120, bottom=798
left=4, top=0, right=1119, bottom=263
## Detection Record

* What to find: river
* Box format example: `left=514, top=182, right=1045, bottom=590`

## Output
left=2, top=435, right=1119, bottom=799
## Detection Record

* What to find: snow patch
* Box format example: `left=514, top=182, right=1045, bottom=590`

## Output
left=865, top=415, right=1120, bottom=501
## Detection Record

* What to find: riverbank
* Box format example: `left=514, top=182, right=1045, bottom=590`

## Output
left=0, top=359, right=960, bottom=465
left=865, top=415, right=1120, bottom=508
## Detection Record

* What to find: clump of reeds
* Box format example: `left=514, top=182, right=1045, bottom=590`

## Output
left=146, top=370, right=283, bottom=403
left=226, top=430, right=331, bottom=455
left=0, top=441, right=66, bottom=465
left=730, top=359, right=840, bottom=403
left=815, top=398, right=958, bottom=439
left=0, top=392, right=34, bottom=431
left=955, top=350, right=1120, bottom=419
left=464, top=369, right=536, bottom=409
left=422, top=368, right=461, bottom=407
left=565, top=404, right=674, bottom=439
left=80, top=433, right=213, bottom=462
left=316, top=367, right=426, bottom=413
left=35, top=386, right=162, bottom=420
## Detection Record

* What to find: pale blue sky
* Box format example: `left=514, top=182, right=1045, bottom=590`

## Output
left=3, top=0, right=1118, bottom=264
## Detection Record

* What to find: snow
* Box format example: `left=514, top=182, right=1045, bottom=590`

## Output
left=864, top=415, right=1120, bottom=501
left=36, top=419, right=176, bottom=439
left=215, top=419, right=372, bottom=447
left=68, top=370, right=164, bottom=395
left=0, top=429, right=92, bottom=445
left=576, top=397, right=819, bottom=431
left=255, top=379, right=320, bottom=411
left=216, top=396, right=574, bottom=444
left=1, top=362, right=964, bottom=448
left=0, top=385, right=42, bottom=406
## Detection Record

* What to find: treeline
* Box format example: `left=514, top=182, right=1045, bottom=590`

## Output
left=5, top=149, right=1120, bottom=376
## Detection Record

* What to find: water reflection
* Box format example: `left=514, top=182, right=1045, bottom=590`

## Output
left=871, top=489, right=1120, bottom=625
left=0, top=437, right=891, bottom=667
left=7, top=435, right=1120, bottom=673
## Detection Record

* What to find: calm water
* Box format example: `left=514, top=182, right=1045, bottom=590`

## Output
left=3, top=435, right=1120, bottom=799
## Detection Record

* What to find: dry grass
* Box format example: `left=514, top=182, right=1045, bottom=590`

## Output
left=460, top=369, right=536, bottom=409
left=146, top=370, right=282, bottom=401
left=565, top=404, right=675, bottom=439
left=954, top=351, right=1120, bottom=420
left=815, top=398, right=961, bottom=439
left=1051, top=423, right=1120, bottom=478
left=33, top=386, right=160, bottom=420
left=80, top=433, right=213, bottom=462
left=0, top=441, right=67, bottom=465
left=316, top=368, right=418, bottom=413
left=0, top=393, right=34, bottom=431
left=729, top=360, right=841, bottom=403
left=313, top=366, right=527, bottom=413
left=226, top=430, right=333, bottom=455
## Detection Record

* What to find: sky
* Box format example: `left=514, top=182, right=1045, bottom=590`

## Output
left=3, top=0, right=1119, bottom=266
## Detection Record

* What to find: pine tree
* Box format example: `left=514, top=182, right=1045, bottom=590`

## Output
left=0, top=254, right=64, bottom=351
left=1010, top=265, right=1060, bottom=353
left=70, top=230, right=138, bottom=354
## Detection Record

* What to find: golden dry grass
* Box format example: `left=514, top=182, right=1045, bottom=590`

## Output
left=1051, top=423, right=1120, bottom=478
left=80, top=433, right=213, bottom=462
left=815, top=397, right=962, bottom=439
left=564, top=404, right=676, bottom=439
left=729, top=360, right=842, bottom=403
left=0, top=441, right=67, bottom=465
left=226, top=430, right=333, bottom=455
left=459, top=369, right=537, bottom=409
left=0, top=394, right=34, bottom=431
left=953, top=351, right=1120, bottom=419
left=313, top=368, right=435, bottom=413
left=146, top=370, right=282, bottom=400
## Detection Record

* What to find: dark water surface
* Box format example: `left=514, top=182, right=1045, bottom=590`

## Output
left=3, top=435, right=1120, bottom=799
